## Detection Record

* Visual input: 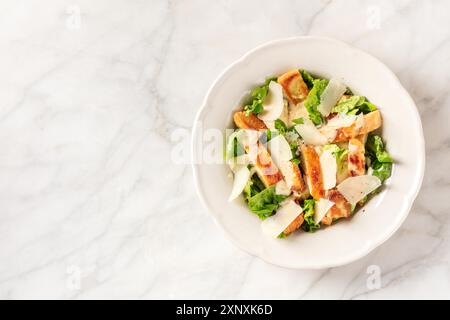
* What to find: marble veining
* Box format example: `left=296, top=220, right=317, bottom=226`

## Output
left=0, top=0, right=449, bottom=299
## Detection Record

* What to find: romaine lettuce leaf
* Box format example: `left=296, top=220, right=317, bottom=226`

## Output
left=247, top=185, right=287, bottom=220
left=225, top=130, right=245, bottom=159
left=366, top=134, right=393, bottom=182
left=274, top=119, right=287, bottom=135
left=301, top=199, right=320, bottom=232
left=371, top=161, right=392, bottom=183
left=366, top=135, right=393, bottom=163
left=243, top=77, right=277, bottom=116
left=332, top=96, right=377, bottom=115
left=299, top=69, right=315, bottom=89
left=304, top=79, right=329, bottom=125
left=243, top=174, right=265, bottom=201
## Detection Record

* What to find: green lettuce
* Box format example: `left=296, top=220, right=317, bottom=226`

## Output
left=243, top=174, right=265, bottom=201
left=332, top=96, right=377, bottom=115
left=225, top=130, right=245, bottom=159
left=247, top=185, right=287, bottom=220
left=304, top=79, right=328, bottom=125
left=244, top=77, right=277, bottom=116
left=366, top=134, right=393, bottom=183
left=371, top=161, right=392, bottom=183
left=292, top=117, right=304, bottom=125
left=274, top=119, right=287, bottom=135
left=299, top=69, right=315, bottom=89
left=301, top=199, right=320, bottom=232
left=289, top=140, right=300, bottom=164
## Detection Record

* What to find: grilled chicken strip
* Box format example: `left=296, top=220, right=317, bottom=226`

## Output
left=242, top=141, right=283, bottom=187
left=233, top=111, right=267, bottom=130
left=348, top=137, right=366, bottom=176
left=300, top=144, right=325, bottom=200
left=277, top=70, right=309, bottom=104
left=333, top=110, right=382, bottom=142
left=321, top=189, right=352, bottom=225
left=283, top=213, right=305, bottom=236
left=277, top=160, right=306, bottom=193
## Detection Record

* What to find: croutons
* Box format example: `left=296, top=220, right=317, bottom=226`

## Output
left=283, top=213, right=304, bottom=236
left=300, top=144, right=325, bottom=200
left=348, top=138, right=365, bottom=176
left=321, top=189, right=352, bottom=225
left=333, top=110, right=382, bottom=142
left=233, top=111, right=267, bottom=130
left=277, top=70, right=309, bottom=104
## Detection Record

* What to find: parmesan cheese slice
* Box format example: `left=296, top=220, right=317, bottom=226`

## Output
left=314, top=198, right=335, bottom=224
left=319, top=149, right=337, bottom=190
left=267, top=134, right=293, bottom=168
left=288, top=102, right=308, bottom=127
left=236, top=129, right=260, bottom=163
left=227, top=154, right=250, bottom=172
left=294, top=118, right=328, bottom=145
left=337, top=175, right=381, bottom=205
left=228, top=165, right=251, bottom=202
left=275, top=180, right=291, bottom=196
left=257, top=81, right=284, bottom=121
left=326, top=114, right=357, bottom=128
left=317, top=78, right=347, bottom=117
left=261, top=200, right=303, bottom=238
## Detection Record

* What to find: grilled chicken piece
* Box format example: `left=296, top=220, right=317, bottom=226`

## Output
left=233, top=111, right=267, bottom=130
left=348, top=137, right=365, bottom=176
left=249, top=142, right=283, bottom=187
left=300, top=144, right=325, bottom=200
left=277, top=70, right=309, bottom=104
left=333, top=110, right=382, bottom=142
left=321, top=189, right=352, bottom=225
left=278, top=160, right=306, bottom=193
left=283, top=213, right=304, bottom=236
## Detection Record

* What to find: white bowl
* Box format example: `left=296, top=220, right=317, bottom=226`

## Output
left=191, top=36, right=425, bottom=269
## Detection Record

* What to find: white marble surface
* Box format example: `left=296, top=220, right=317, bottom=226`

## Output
left=0, top=0, right=449, bottom=299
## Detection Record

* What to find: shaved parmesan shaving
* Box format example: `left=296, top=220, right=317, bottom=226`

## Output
left=326, top=114, right=357, bottom=128
left=261, top=200, right=303, bottom=238
left=279, top=100, right=290, bottom=125
left=228, top=166, right=251, bottom=202
left=337, top=175, right=381, bottom=205
left=294, top=119, right=328, bottom=145
left=288, top=102, right=308, bottom=127
left=320, top=149, right=337, bottom=190
left=275, top=180, right=291, bottom=196
left=267, top=135, right=292, bottom=168
left=236, top=130, right=260, bottom=163
left=314, top=198, right=335, bottom=224
left=227, top=154, right=250, bottom=172
left=236, top=129, right=260, bottom=147
left=317, top=78, right=347, bottom=117
left=258, top=81, right=284, bottom=121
